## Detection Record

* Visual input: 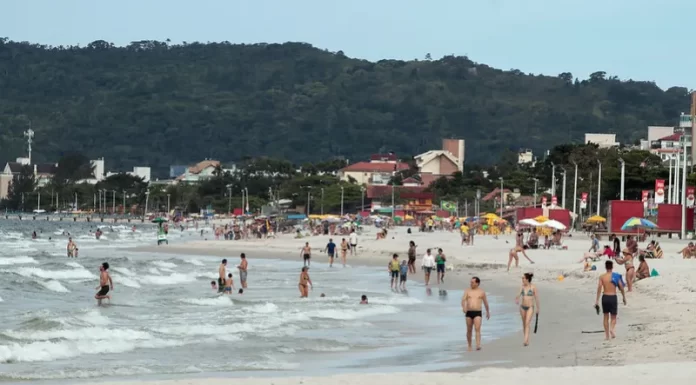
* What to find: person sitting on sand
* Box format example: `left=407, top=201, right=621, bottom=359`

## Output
left=526, top=232, right=539, bottom=249
left=508, top=246, right=534, bottom=271
left=643, top=240, right=663, bottom=259
left=635, top=255, right=650, bottom=281
left=578, top=251, right=602, bottom=271
left=679, top=242, right=696, bottom=259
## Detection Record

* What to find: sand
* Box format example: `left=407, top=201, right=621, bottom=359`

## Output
left=126, top=225, right=696, bottom=384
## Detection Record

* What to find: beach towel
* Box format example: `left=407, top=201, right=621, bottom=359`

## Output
left=650, top=268, right=660, bottom=277
left=611, top=272, right=626, bottom=288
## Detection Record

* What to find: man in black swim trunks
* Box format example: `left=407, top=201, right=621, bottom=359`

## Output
left=461, top=276, right=490, bottom=351
left=95, top=262, right=113, bottom=306
left=218, top=259, right=227, bottom=293
left=300, top=242, right=311, bottom=267
left=595, top=260, right=627, bottom=340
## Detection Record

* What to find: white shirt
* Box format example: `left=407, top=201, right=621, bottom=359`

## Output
left=349, top=233, right=358, bottom=245
left=421, top=253, right=435, bottom=268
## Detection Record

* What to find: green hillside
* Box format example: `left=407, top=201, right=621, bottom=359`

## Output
left=0, top=38, right=689, bottom=175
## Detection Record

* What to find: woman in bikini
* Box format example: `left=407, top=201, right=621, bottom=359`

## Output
left=507, top=246, right=534, bottom=271
left=615, top=248, right=635, bottom=292
left=298, top=266, right=312, bottom=298
left=340, top=238, right=349, bottom=267
left=515, top=272, right=539, bottom=346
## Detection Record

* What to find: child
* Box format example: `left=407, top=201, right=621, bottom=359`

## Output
left=224, top=273, right=235, bottom=294
left=388, top=254, right=400, bottom=289
left=360, top=295, right=368, bottom=304
left=210, top=280, right=217, bottom=291
left=238, top=288, right=244, bottom=294
left=399, top=260, right=408, bottom=290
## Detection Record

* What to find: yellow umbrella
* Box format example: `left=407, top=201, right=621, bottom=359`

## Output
left=308, top=214, right=323, bottom=219
left=482, top=213, right=500, bottom=220
left=534, top=215, right=549, bottom=223
left=405, top=215, right=414, bottom=220
left=586, top=215, right=606, bottom=223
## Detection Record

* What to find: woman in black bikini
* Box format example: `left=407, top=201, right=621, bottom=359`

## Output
left=615, top=249, right=635, bottom=292
left=407, top=241, right=417, bottom=274
left=515, top=273, right=539, bottom=346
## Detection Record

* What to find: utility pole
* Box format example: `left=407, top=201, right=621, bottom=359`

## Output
left=144, top=191, right=150, bottom=219
left=597, top=160, right=602, bottom=216
left=37, top=191, right=41, bottom=212
left=227, top=185, right=232, bottom=215
left=550, top=162, right=556, bottom=197
left=668, top=157, right=673, bottom=204
left=166, top=193, right=171, bottom=215
left=112, top=190, right=116, bottom=214
left=532, top=178, right=538, bottom=208
left=74, top=192, right=77, bottom=211
left=572, top=161, right=578, bottom=227
left=619, top=158, right=625, bottom=201
left=122, top=190, right=126, bottom=215
left=561, top=168, right=567, bottom=209
left=321, top=188, right=325, bottom=215
left=499, top=177, right=504, bottom=218
left=361, top=187, right=365, bottom=213
left=340, top=186, right=344, bottom=216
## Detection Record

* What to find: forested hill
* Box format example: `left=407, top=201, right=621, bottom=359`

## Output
left=0, top=38, right=690, bottom=175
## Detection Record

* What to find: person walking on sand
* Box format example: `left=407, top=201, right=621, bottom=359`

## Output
left=595, top=260, right=627, bottom=340
left=388, top=254, right=400, bottom=290
left=349, top=229, right=358, bottom=256
left=237, top=253, right=248, bottom=289
left=218, top=259, right=227, bottom=293
left=515, top=273, right=540, bottom=346
left=421, top=248, right=435, bottom=286
left=407, top=241, right=417, bottom=274
left=324, top=238, right=337, bottom=267
left=507, top=246, right=534, bottom=271
left=436, top=248, right=447, bottom=284
left=300, top=242, right=312, bottom=267
left=340, top=238, right=349, bottom=267
left=615, top=249, right=635, bottom=292
left=95, top=262, right=113, bottom=306
left=461, top=277, right=490, bottom=351
left=298, top=266, right=312, bottom=298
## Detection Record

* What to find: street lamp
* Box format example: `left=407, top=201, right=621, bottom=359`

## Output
left=244, top=187, right=249, bottom=213
left=572, top=161, right=578, bottom=227
left=596, top=160, right=602, bottom=216
left=340, top=186, right=344, bottom=216
left=499, top=177, right=504, bottom=218
left=532, top=178, right=538, bottom=208
left=321, top=187, right=325, bottom=215
left=226, top=184, right=232, bottom=215
left=37, top=191, right=41, bottom=212
left=144, top=190, right=150, bottom=219
left=550, top=162, right=556, bottom=197
left=561, top=168, right=567, bottom=209
left=167, top=193, right=171, bottom=215
left=301, top=186, right=312, bottom=215
left=619, top=158, right=625, bottom=201
left=122, top=190, right=126, bottom=215
left=360, top=186, right=365, bottom=213
left=112, top=190, right=116, bottom=214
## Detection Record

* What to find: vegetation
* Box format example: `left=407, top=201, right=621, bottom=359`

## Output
left=0, top=38, right=690, bottom=177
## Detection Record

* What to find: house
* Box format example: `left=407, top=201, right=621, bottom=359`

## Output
left=650, top=132, right=692, bottom=166
left=414, top=139, right=465, bottom=179
left=105, top=166, right=152, bottom=183
left=176, top=160, right=221, bottom=183
left=338, top=154, right=409, bottom=185
left=365, top=185, right=434, bottom=212
left=2, top=158, right=57, bottom=188
left=585, top=133, right=619, bottom=148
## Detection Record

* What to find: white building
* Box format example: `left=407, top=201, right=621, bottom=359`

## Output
left=106, top=166, right=152, bottom=182
left=518, top=149, right=534, bottom=165
left=175, top=160, right=220, bottom=183
left=584, top=133, right=619, bottom=148
left=91, top=158, right=105, bottom=181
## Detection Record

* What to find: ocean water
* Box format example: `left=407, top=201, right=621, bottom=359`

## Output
left=0, top=220, right=520, bottom=382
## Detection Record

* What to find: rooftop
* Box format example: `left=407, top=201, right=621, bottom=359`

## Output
left=340, top=161, right=410, bottom=173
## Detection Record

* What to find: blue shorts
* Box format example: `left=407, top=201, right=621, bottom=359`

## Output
left=437, top=264, right=445, bottom=273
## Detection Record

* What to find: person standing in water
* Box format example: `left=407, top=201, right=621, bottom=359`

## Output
left=324, top=238, right=336, bottom=267
left=237, top=253, right=248, bottom=289
left=67, top=237, right=78, bottom=258
left=515, top=273, right=540, bottom=346
left=461, top=277, right=490, bottom=351
left=95, top=262, right=113, bottom=306
left=435, top=248, right=447, bottom=284
left=407, top=241, right=417, bottom=274
left=388, top=254, right=400, bottom=290
left=595, top=260, right=627, bottom=340
left=218, top=259, right=228, bottom=293
left=298, top=266, right=312, bottom=298
left=421, top=248, right=435, bottom=286
left=399, top=259, right=409, bottom=290
left=300, top=242, right=312, bottom=267
left=223, top=273, right=235, bottom=294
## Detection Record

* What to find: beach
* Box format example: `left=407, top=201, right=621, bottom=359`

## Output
left=3, top=221, right=696, bottom=384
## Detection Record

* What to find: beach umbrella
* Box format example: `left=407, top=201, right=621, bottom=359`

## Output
left=621, top=217, right=658, bottom=231
left=151, top=217, right=168, bottom=224
left=482, top=213, right=500, bottom=220
left=543, top=220, right=567, bottom=230
left=586, top=215, right=606, bottom=223
left=519, top=218, right=542, bottom=227
left=533, top=215, right=549, bottom=223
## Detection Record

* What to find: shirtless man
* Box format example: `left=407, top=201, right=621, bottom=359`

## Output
left=461, top=277, right=490, bottom=351
left=67, top=238, right=78, bottom=258
left=595, top=260, right=627, bottom=340
left=507, top=246, right=534, bottom=271
left=237, top=253, right=248, bottom=289
left=223, top=273, right=235, bottom=294
left=218, top=259, right=227, bottom=293
left=95, top=262, right=113, bottom=306
left=300, top=242, right=312, bottom=267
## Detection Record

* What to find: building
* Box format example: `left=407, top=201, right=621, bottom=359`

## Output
left=585, top=133, right=619, bottom=148
left=415, top=139, right=465, bottom=177
left=365, top=185, right=434, bottom=212
left=2, top=157, right=57, bottom=188
left=175, top=160, right=221, bottom=183
left=648, top=126, right=675, bottom=143
left=518, top=149, right=534, bottom=165
left=105, top=166, right=152, bottom=183
left=169, top=165, right=188, bottom=178
left=91, top=158, right=105, bottom=181
left=649, top=133, right=693, bottom=166
left=338, top=155, right=409, bottom=185
left=0, top=174, right=12, bottom=199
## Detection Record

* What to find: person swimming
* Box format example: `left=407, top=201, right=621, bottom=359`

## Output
left=360, top=295, right=368, bottom=304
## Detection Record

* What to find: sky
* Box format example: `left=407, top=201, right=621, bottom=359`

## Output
left=3, top=0, right=695, bottom=89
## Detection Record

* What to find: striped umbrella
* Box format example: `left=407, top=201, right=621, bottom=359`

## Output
left=621, top=217, right=658, bottom=231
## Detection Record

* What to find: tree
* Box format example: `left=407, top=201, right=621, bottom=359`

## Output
left=4, top=165, right=35, bottom=210
left=53, top=152, right=95, bottom=185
